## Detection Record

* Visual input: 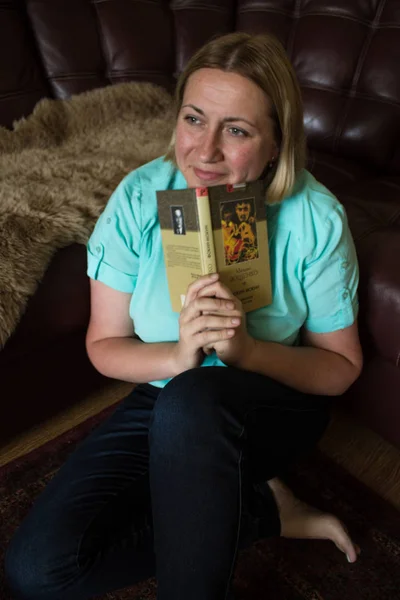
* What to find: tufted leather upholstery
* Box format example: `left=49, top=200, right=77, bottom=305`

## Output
left=1, top=0, right=400, bottom=448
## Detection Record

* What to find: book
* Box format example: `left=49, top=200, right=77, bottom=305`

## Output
left=156, top=179, right=272, bottom=313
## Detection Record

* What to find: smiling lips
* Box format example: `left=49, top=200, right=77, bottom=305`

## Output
left=193, top=167, right=225, bottom=182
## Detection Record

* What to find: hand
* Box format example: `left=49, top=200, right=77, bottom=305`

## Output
left=199, top=280, right=256, bottom=367
left=172, top=273, right=243, bottom=374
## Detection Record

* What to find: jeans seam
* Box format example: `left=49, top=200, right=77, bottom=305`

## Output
left=223, top=425, right=245, bottom=600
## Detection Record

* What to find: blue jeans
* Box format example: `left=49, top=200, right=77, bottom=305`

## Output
left=5, top=367, right=331, bottom=600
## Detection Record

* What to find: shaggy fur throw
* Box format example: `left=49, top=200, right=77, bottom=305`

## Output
left=0, top=82, right=174, bottom=348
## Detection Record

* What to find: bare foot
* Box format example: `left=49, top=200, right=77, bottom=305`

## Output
left=268, top=477, right=360, bottom=563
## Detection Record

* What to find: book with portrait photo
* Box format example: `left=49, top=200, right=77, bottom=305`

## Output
left=157, top=180, right=272, bottom=313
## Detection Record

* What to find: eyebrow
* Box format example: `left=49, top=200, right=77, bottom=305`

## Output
left=182, top=104, right=257, bottom=128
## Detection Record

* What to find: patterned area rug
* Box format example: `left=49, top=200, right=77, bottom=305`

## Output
left=1, top=405, right=399, bottom=600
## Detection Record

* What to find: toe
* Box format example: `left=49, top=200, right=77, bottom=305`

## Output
left=329, top=519, right=358, bottom=562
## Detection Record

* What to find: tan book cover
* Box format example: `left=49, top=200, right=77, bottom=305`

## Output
left=157, top=180, right=272, bottom=313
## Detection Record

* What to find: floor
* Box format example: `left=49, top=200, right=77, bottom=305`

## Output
left=1, top=380, right=400, bottom=511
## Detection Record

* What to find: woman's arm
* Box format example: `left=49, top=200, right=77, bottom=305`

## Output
left=238, top=322, right=363, bottom=396
left=199, top=280, right=363, bottom=397
left=86, top=280, right=180, bottom=383
left=86, top=276, right=243, bottom=384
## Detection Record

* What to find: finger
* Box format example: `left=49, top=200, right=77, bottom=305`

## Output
left=196, top=326, right=236, bottom=347
left=196, top=314, right=241, bottom=332
left=182, top=313, right=240, bottom=341
left=180, top=299, right=240, bottom=329
left=197, top=281, right=236, bottom=302
left=194, top=296, right=241, bottom=315
left=183, top=273, right=219, bottom=308
left=202, top=308, right=240, bottom=317
left=180, top=319, right=235, bottom=353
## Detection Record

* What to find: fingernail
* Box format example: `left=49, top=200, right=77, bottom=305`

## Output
left=346, top=555, right=352, bottom=563
left=210, top=273, right=218, bottom=279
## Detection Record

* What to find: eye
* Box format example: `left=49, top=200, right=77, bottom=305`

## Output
left=184, top=115, right=201, bottom=126
left=228, top=126, right=248, bottom=137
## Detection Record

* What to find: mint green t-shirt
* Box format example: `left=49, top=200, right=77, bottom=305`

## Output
left=87, top=156, right=359, bottom=388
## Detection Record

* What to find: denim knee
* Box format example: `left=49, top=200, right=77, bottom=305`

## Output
left=4, top=521, right=80, bottom=600
left=5, top=531, right=43, bottom=599
left=150, top=367, right=243, bottom=456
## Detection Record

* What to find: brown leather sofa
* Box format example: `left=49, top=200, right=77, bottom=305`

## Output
left=1, top=0, right=399, bottom=449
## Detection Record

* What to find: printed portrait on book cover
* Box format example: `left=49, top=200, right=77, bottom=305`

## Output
left=220, top=198, right=258, bottom=265
left=171, top=206, right=186, bottom=235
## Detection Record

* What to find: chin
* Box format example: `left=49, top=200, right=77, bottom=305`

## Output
left=187, top=176, right=224, bottom=188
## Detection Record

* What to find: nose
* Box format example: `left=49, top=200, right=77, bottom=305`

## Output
left=198, top=128, right=223, bottom=163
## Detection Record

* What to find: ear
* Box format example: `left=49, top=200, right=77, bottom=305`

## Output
left=271, top=142, right=280, bottom=163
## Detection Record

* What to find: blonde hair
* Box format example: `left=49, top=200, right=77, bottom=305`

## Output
left=165, top=32, right=306, bottom=204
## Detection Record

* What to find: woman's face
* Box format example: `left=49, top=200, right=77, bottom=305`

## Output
left=175, top=68, right=278, bottom=188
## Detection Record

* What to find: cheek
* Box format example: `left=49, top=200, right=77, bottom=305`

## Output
left=175, top=127, right=186, bottom=154
left=228, top=145, right=262, bottom=176
left=235, top=139, right=273, bottom=179
left=175, top=126, right=197, bottom=162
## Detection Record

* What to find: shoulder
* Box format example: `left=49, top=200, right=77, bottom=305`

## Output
left=278, top=169, right=345, bottom=225
left=271, top=170, right=349, bottom=257
left=114, top=157, right=185, bottom=220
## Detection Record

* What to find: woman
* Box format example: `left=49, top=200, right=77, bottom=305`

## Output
left=5, top=32, right=362, bottom=600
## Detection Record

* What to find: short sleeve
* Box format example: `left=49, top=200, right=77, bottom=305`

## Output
left=303, top=205, right=359, bottom=333
left=87, top=171, right=141, bottom=293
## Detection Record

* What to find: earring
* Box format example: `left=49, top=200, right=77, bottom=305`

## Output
left=268, top=156, right=276, bottom=169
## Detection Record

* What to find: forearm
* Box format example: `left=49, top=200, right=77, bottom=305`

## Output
left=239, top=339, right=361, bottom=396
left=87, top=336, right=181, bottom=384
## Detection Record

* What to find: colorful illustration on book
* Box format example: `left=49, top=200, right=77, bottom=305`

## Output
left=171, top=205, right=186, bottom=235
left=220, top=198, right=258, bottom=265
